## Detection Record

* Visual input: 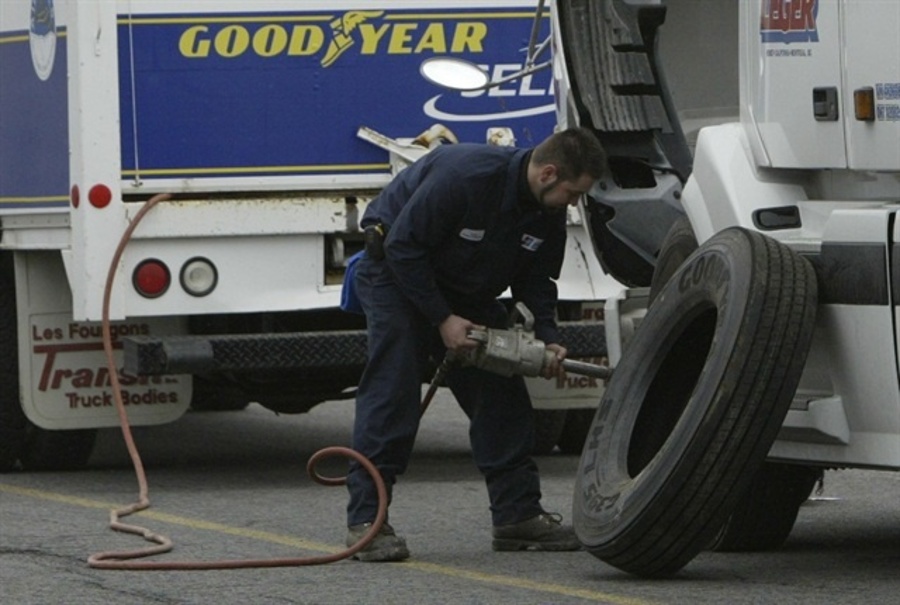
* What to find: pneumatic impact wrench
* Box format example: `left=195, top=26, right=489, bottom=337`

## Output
left=420, top=302, right=612, bottom=414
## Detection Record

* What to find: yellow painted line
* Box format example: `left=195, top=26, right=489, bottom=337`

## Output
left=0, top=31, right=67, bottom=43
left=116, top=12, right=543, bottom=25
left=121, top=163, right=390, bottom=177
left=0, top=482, right=656, bottom=605
left=118, top=16, right=332, bottom=25
left=0, top=196, right=69, bottom=204
left=385, top=12, right=544, bottom=19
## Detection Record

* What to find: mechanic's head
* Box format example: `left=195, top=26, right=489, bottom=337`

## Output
left=529, top=127, right=606, bottom=211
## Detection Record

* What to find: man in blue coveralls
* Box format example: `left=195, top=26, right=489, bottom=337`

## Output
left=346, top=127, right=607, bottom=561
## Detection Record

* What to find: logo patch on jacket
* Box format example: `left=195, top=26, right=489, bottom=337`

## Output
left=459, top=228, right=485, bottom=242
left=521, top=233, right=544, bottom=251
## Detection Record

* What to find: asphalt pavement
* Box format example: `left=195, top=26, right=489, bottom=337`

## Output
left=2, top=391, right=900, bottom=604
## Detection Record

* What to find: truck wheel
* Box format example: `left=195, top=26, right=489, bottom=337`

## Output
left=532, top=409, right=566, bottom=455
left=557, top=408, right=595, bottom=455
left=190, top=375, right=250, bottom=412
left=574, top=228, right=817, bottom=577
left=20, top=427, right=97, bottom=471
left=650, top=219, right=817, bottom=553
left=0, top=261, right=96, bottom=472
left=648, top=214, right=697, bottom=304
left=710, top=463, right=821, bottom=552
left=0, top=263, right=26, bottom=471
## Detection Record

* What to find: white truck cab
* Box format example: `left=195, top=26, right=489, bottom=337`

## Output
left=549, top=0, right=900, bottom=577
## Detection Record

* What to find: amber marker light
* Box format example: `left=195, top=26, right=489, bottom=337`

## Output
left=854, top=87, right=876, bottom=122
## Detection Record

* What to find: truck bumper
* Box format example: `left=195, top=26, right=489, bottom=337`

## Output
left=123, top=322, right=606, bottom=376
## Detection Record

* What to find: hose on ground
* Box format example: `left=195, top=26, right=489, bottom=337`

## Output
left=88, top=193, right=387, bottom=570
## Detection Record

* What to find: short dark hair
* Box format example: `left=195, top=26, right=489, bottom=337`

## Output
left=532, top=127, right=606, bottom=181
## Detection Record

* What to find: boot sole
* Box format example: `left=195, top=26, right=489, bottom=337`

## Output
left=351, top=546, right=411, bottom=562
left=492, top=538, right=582, bottom=552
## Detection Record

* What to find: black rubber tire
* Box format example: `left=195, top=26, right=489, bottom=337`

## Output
left=557, top=408, right=596, bottom=455
left=20, top=427, right=97, bottom=471
left=573, top=227, right=818, bottom=577
left=710, top=463, right=821, bottom=552
left=648, top=214, right=698, bottom=305
left=651, top=220, right=818, bottom=554
left=189, top=375, right=250, bottom=412
left=532, top=409, right=567, bottom=455
left=0, top=257, right=96, bottom=472
left=0, top=263, right=27, bottom=471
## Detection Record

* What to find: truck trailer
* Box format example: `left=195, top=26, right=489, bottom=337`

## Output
left=0, top=0, right=622, bottom=471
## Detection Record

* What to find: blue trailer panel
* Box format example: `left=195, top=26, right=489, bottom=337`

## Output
left=0, top=4, right=68, bottom=210
left=118, top=7, right=554, bottom=183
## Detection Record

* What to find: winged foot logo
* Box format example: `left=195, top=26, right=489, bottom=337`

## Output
left=29, top=0, right=57, bottom=81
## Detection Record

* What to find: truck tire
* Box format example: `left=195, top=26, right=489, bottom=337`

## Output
left=0, top=264, right=27, bottom=471
left=648, top=214, right=697, bottom=305
left=650, top=219, right=817, bottom=553
left=20, top=427, right=97, bottom=471
left=710, top=463, right=821, bottom=552
left=189, top=375, right=250, bottom=412
left=573, top=228, right=817, bottom=577
left=0, top=261, right=96, bottom=472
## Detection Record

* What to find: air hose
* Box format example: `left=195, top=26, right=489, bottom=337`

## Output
left=88, top=193, right=388, bottom=570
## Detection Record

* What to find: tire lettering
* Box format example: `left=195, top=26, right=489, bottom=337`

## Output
left=678, top=253, right=728, bottom=293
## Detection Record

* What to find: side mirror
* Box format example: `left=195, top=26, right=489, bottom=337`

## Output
left=419, top=0, right=550, bottom=92
left=419, top=57, right=490, bottom=92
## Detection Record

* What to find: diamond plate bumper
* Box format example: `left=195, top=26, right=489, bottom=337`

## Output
left=123, top=322, right=606, bottom=376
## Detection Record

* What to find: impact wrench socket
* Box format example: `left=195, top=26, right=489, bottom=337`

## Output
left=461, top=326, right=611, bottom=380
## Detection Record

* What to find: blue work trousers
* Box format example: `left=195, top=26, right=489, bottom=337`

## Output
left=346, top=255, right=544, bottom=527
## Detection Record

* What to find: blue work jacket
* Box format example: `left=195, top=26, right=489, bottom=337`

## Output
left=361, top=143, right=566, bottom=345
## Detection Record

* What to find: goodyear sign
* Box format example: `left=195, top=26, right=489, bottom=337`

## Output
left=119, top=8, right=554, bottom=182
left=0, top=0, right=68, bottom=209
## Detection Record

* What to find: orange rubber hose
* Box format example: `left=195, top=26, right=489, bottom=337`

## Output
left=88, top=193, right=387, bottom=570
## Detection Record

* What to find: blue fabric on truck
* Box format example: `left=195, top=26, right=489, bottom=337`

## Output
left=340, top=250, right=366, bottom=315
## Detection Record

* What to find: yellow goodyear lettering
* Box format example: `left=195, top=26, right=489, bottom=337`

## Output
left=175, top=13, right=488, bottom=64
left=215, top=25, right=250, bottom=58
left=388, top=23, right=417, bottom=53
left=253, top=25, right=288, bottom=57
left=356, top=23, right=390, bottom=55
left=288, top=25, right=325, bottom=56
left=414, top=23, right=448, bottom=53
left=451, top=22, right=487, bottom=53
left=179, top=25, right=211, bottom=58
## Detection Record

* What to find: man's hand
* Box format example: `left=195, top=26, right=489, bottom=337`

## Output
left=439, top=314, right=484, bottom=352
left=542, top=343, right=568, bottom=379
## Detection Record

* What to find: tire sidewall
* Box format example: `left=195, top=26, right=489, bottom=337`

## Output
left=575, top=229, right=758, bottom=544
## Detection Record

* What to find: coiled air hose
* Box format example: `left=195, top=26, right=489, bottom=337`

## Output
left=88, top=193, right=388, bottom=569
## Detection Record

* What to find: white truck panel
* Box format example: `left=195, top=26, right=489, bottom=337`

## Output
left=843, top=0, right=900, bottom=171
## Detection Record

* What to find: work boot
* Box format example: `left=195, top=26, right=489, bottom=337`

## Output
left=492, top=513, right=581, bottom=552
left=346, top=522, right=411, bottom=562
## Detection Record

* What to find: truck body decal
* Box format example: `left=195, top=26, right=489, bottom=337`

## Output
left=0, top=0, right=68, bottom=209
left=760, top=0, right=819, bottom=44
left=119, top=8, right=554, bottom=181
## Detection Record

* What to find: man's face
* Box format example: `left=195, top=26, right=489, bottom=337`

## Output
left=536, top=167, right=595, bottom=211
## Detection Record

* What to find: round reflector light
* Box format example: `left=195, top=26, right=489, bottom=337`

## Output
left=88, top=184, right=113, bottom=208
left=180, top=257, right=218, bottom=297
left=133, top=259, right=171, bottom=298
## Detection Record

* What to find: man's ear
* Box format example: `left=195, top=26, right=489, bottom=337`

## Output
left=538, top=164, right=558, bottom=184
